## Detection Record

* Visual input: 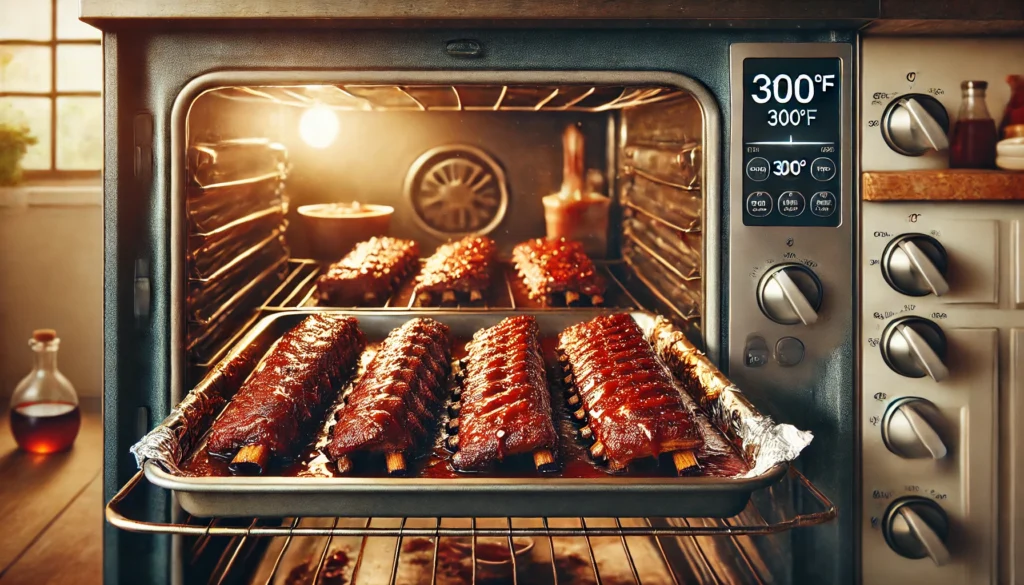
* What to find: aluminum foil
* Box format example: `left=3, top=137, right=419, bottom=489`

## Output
left=131, top=338, right=265, bottom=473
left=647, top=316, right=813, bottom=478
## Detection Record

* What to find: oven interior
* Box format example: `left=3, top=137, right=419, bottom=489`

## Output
left=183, top=83, right=706, bottom=385
left=148, top=81, right=832, bottom=584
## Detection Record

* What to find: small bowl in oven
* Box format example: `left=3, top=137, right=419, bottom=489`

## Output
left=297, top=202, right=394, bottom=261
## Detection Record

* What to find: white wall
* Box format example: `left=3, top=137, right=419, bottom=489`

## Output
left=0, top=184, right=103, bottom=398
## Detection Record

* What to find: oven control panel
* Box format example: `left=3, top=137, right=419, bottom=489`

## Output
left=861, top=208, right=1002, bottom=585
left=727, top=44, right=852, bottom=402
left=860, top=37, right=1024, bottom=585
left=728, top=47, right=854, bottom=581
left=742, top=58, right=843, bottom=227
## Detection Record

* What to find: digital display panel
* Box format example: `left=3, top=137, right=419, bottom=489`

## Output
left=742, top=58, right=842, bottom=227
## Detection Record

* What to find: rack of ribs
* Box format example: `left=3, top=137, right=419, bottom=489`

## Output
left=327, top=318, right=452, bottom=475
left=557, top=313, right=703, bottom=474
left=207, top=314, right=365, bottom=475
left=512, top=238, right=606, bottom=307
left=314, top=237, right=420, bottom=306
left=413, top=236, right=496, bottom=306
left=449, top=316, right=559, bottom=472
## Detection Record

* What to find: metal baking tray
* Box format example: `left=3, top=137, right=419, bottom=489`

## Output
left=145, top=309, right=792, bottom=519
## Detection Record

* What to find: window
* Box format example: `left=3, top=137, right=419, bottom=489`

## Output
left=0, top=0, right=101, bottom=178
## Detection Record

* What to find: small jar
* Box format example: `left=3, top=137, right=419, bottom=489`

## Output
left=949, top=81, right=998, bottom=169
left=8, top=329, right=80, bottom=453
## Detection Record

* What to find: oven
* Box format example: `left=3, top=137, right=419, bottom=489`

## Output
left=87, top=5, right=1022, bottom=585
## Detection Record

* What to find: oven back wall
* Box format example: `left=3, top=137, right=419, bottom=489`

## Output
left=189, top=100, right=609, bottom=256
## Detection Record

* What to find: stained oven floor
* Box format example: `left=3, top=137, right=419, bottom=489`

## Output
left=0, top=398, right=102, bottom=585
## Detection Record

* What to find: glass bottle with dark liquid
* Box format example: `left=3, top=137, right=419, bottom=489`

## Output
left=949, top=80, right=997, bottom=169
left=9, top=329, right=80, bottom=454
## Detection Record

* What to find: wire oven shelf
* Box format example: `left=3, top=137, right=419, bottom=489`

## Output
left=108, top=466, right=833, bottom=538
left=108, top=467, right=834, bottom=585
left=261, top=259, right=655, bottom=314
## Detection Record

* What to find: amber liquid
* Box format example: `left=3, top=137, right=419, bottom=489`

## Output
left=10, top=401, right=81, bottom=454
left=950, top=118, right=997, bottom=169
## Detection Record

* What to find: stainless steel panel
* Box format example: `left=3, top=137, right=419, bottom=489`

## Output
left=729, top=42, right=854, bottom=585
left=727, top=42, right=853, bottom=403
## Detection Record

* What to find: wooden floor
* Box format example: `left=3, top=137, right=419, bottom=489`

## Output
left=0, top=399, right=103, bottom=585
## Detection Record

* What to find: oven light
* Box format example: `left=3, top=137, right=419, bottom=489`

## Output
left=299, top=105, right=339, bottom=149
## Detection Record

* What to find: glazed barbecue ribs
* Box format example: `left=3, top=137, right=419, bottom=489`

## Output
left=327, top=318, right=452, bottom=475
left=315, top=237, right=420, bottom=306
left=450, top=316, right=559, bottom=472
left=413, top=236, right=496, bottom=306
left=558, top=313, right=702, bottom=474
left=512, top=238, right=606, bottom=307
left=207, top=314, right=365, bottom=475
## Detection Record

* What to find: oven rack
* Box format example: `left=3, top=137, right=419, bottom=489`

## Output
left=622, top=200, right=700, bottom=235
left=108, top=466, right=833, bottom=538
left=204, top=518, right=783, bottom=585
left=209, top=84, right=689, bottom=114
left=621, top=172, right=701, bottom=231
left=108, top=467, right=834, bottom=584
left=260, top=259, right=694, bottom=317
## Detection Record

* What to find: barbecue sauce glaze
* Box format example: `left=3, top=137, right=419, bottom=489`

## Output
left=184, top=336, right=748, bottom=479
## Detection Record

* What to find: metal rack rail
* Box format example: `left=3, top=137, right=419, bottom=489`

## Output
left=107, top=467, right=833, bottom=585
left=209, top=84, right=690, bottom=114
left=261, top=260, right=645, bottom=313
left=108, top=467, right=833, bottom=538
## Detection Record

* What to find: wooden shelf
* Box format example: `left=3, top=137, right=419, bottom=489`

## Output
left=862, top=169, right=1024, bottom=202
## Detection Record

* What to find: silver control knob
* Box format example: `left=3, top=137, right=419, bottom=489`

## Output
left=881, top=94, right=951, bottom=156
left=883, top=497, right=951, bottom=566
left=882, top=397, right=948, bottom=459
left=880, top=317, right=949, bottom=381
left=880, top=317, right=950, bottom=383
left=756, top=264, right=823, bottom=326
left=881, top=234, right=950, bottom=297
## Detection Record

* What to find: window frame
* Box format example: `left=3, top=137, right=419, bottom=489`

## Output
left=0, top=0, right=101, bottom=180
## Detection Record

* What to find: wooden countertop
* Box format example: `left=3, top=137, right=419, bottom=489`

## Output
left=0, top=399, right=103, bottom=585
left=862, top=169, right=1024, bottom=202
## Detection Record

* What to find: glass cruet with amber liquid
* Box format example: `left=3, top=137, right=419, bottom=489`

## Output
left=949, top=80, right=998, bottom=169
left=8, top=329, right=81, bottom=453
